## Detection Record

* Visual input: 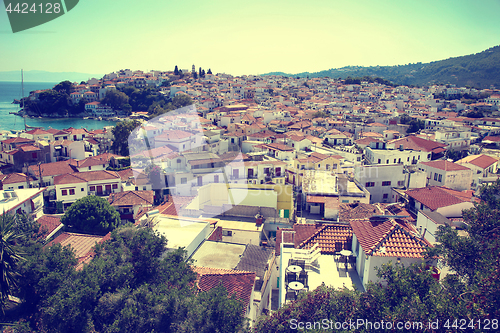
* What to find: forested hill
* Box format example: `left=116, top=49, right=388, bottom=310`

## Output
left=263, top=45, right=500, bottom=88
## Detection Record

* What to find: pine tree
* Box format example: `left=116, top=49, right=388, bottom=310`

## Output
left=174, top=65, right=179, bottom=75
left=207, top=68, right=212, bottom=75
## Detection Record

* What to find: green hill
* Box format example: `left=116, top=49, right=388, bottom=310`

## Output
left=262, top=45, right=500, bottom=88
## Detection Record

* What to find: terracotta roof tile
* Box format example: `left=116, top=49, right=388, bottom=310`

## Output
left=108, top=190, right=154, bottom=206
left=275, top=224, right=323, bottom=255
left=299, top=224, right=353, bottom=254
left=392, top=135, right=448, bottom=152
left=46, top=232, right=104, bottom=260
left=36, top=214, right=62, bottom=236
left=192, top=267, right=255, bottom=311
left=468, top=154, right=499, bottom=169
left=350, top=218, right=431, bottom=258
left=405, top=186, right=475, bottom=211
left=29, top=160, right=77, bottom=178
left=420, top=160, right=470, bottom=171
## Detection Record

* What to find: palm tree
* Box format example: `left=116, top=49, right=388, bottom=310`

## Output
left=0, top=213, right=24, bottom=310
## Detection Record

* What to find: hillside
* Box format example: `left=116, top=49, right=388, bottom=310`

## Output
left=263, top=45, right=500, bottom=88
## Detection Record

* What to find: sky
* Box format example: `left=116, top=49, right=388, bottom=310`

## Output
left=1, top=0, right=500, bottom=77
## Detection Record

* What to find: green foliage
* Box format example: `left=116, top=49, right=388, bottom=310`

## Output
left=427, top=179, right=500, bottom=318
left=207, top=68, right=212, bottom=75
left=174, top=65, right=179, bottom=75
left=3, top=225, right=247, bottom=332
left=312, top=111, right=329, bottom=118
left=24, top=80, right=84, bottom=116
left=60, top=196, right=120, bottom=234
left=111, top=119, right=141, bottom=156
left=465, top=110, right=484, bottom=118
left=445, top=149, right=468, bottom=162
left=53, top=80, right=73, bottom=95
left=0, top=213, right=25, bottom=311
left=101, top=89, right=129, bottom=110
left=400, top=114, right=426, bottom=133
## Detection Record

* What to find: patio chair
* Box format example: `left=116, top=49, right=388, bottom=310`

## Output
left=285, top=290, right=297, bottom=302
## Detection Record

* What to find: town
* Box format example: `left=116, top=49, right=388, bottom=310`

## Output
left=2, top=67, right=500, bottom=330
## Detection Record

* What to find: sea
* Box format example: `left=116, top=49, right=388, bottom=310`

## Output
left=0, top=81, right=118, bottom=132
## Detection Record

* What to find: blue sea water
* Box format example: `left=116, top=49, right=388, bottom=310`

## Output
left=0, top=81, right=117, bottom=132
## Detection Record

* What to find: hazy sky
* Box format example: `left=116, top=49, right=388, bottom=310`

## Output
left=1, top=0, right=499, bottom=76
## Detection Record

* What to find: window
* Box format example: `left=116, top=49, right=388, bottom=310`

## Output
left=420, top=203, right=424, bottom=210
left=177, top=159, right=181, bottom=163
left=181, top=178, right=187, bottom=184
left=434, top=173, right=438, bottom=181
left=81, top=188, right=84, bottom=191
left=342, top=200, right=349, bottom=203
left=90, top=186, right=95, bottom=191
left=69, top=189, right=75, bottom=195
left=383, top=193, right=389, bottom=199
left=382, top=181, right=391, bottom=186
left=222, top=230, right=233, bottom=236
left=112, top=184, right=118, bottom=189
left=32, top=152, right=37, bottom=159
left=386, top=160, right=389, bottom=164
left=89, top=166, right=91, bottom=170
left=397, top=180, right=404, bottom=186
left=438, top=174, right=442, bottom=182
left=365, top=182, right=375, bottom=187
left=62, top=189, right=67, bottom=196
left=378, top=159, right=381, bottom=164
left=393, top=159, right=396, bottom=163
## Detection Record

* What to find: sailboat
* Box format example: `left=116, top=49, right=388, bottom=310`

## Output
left=18, top=70, right=42, bottom=131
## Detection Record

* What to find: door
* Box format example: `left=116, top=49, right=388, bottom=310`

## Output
left=197, top=176, right=202, bottom=186
left=96, top=185, right=103, bottom=194
left=105, top=184, right=112, bottom=194
left=233, top=169, right=239, bottom=179
left=275, top=167, right=281, bottom=176
left=248, top=168, right=254, bottom=179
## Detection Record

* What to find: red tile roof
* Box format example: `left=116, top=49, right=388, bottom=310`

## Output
left=36, top=214, right=62, bottom=236
left=192, top=267, right=255, bottom=312
left=108, top=190, right=154, bottom=206
left=46, top=232, right=104, bottom=261
left=350, top=218, right=431, bottom=258
left=389, top=135, right=447, bottom=153
left=467, top=154, right=499, bottom=169
left=405, top=186, right=475, bottom=211
left=419, top=160, right=470, bottom=171
left=275, top=224, right=323, bottom=255
left=0, top=173, right=34, bottom=185
left=29, top=160, right=77, bottom=178
left=298, top=224, right=353, bottom=254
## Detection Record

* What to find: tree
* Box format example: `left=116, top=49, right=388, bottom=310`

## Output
left=199, top=67, right=203, bottom=78
left=53, top=80, right=73, bottom=95
left=207, top=68, right=212, bottom=75
left=101, top=89, right=129, bottom=110
left=60, top=196, right=120, bottom=234
left=174, top=65, right=179, bottom=75
left=172, top=94, right=193, bottom=109
left=312, top=111, right=329, bottom=118
left=111, top=119, right=141, bottom=156
left=0, top=213, right=25, bottom=311
left=427, top=179, right=500, bottom=318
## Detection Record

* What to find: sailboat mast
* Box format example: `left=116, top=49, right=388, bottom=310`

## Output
left=22, top=69, right=26, bottom=131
